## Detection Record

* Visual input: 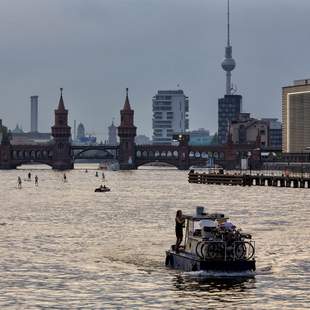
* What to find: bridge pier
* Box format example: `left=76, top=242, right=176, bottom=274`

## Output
left=51, top=160, right=74, bottom=170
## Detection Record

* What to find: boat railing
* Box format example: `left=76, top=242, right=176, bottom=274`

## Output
left=200, top=240, right=255, bottom=261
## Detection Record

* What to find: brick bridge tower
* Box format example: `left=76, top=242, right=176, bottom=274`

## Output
left=0, top=120, right=12, bottom=169
left=51, top=88, right=73, bottom=170
left=118, top=88, right=137, bottom=170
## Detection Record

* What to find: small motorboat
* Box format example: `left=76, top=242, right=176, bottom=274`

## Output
left=94, top=186, right=111, bottom=192
left=165, top=207, right=256, bottom=273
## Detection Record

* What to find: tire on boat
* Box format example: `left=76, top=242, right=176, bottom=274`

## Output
left=205, top=243, right=218, bottom=259
left=195, top=241, right=205, bottom=260
left=165, top=253, right=174, bottom=267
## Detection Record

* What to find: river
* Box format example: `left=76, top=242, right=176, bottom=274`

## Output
left=0, top=164, right=309, bottom=309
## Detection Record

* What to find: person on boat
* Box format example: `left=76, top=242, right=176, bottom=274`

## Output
left=217, top=217, right=235, bottom=231
left=17, top=177, right=22, bottom=189
left=98, top=184, right=107, bottom=191
left=175, top=210, right=185, bottom=253
left=35, top=175, right=38, bottom=186
left=28, top=172, right=31, bottom=180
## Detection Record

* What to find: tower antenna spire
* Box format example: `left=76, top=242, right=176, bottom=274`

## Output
left=227, top=0, right=230, bottom=46
left=221, top=0, right=236, bottom=95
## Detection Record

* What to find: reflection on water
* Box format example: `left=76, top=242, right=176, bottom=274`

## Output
left=173, top=273, right=256, bottom=292
left=0, top=164, right=309, bottom=309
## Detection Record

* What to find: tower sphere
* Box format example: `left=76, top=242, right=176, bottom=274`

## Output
left=221, top=57, right=236, bottom=72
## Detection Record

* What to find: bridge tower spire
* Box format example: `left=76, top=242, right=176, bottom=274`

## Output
left=51, top=88, right=73, bottom=170
left=118, top=88, right=137, bottom=170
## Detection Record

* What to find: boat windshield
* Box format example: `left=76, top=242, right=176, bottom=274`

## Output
left=186, top=219, right=214, bottom=239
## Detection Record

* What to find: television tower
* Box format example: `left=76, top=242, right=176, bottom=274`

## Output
left=221, top=0, right=236, bottom=95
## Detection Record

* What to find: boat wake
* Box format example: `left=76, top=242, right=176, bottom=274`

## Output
left=184, top=270, right=256, bottom=279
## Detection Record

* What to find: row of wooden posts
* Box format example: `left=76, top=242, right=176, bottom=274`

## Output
left=188, top=171, right=310, bottom=188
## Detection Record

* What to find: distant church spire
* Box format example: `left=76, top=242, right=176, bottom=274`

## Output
left=123, top=88, right=132, bottom=111
left=58, top=87, right=65, bottom=111
left=221, top=0, right=236, bottom=95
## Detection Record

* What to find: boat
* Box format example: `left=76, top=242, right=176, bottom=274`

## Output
left=99, top=162, right=108, bottom=170
left=99, top=162, right=119, bottom=171
left=165, top=207, right=256, bottom=273
left=94, top=186, right=111, bottom=192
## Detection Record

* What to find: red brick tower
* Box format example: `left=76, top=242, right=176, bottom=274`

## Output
left=118, top=88, right=137, bottom=170
left=51, top=88, right=73, bottom=170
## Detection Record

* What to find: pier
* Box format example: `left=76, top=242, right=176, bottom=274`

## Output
left=188, top=170, right=310, bottom=188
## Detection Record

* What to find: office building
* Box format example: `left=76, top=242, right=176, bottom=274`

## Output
left=230, top=113, right=268, bottom=147
left=188, top=128, right=213, bottom=146
left=77, top=123, right=85, bottom=140
left=108, top=120, right=118, bottom=145
left=152, top=90, right=189, bottom=144
left=218, top=95, right=242, bottom=144
left=282, top=79, right=310, bottom=152
left=30, top=95, right=38, bottom=132
left=261, top=118, right=282, bottom=148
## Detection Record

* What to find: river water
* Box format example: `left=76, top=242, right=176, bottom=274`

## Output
left=0, top=165, right=309, bottom=309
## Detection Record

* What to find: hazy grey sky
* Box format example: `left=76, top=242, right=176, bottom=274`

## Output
left=0, top=0, right=310, bottom=139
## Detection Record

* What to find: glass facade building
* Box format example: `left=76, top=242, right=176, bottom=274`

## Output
left=282, top=80, right=310, bottom=152
left=218, top=94, right=242, bottom=144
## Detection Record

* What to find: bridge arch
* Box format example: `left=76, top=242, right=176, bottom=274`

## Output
left=15, top=160, right=54, bottom=169
left=136, top=160, right=179, bottom=169
left=73, top=148, right=116, bottom=160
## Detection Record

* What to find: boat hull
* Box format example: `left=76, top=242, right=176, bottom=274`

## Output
left=94, top=188, right=111, bottom=192
left=165, top=250, right=256, bottom=272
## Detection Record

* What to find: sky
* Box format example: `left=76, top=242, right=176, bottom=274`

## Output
left=0, top=0, right=310, bottom=140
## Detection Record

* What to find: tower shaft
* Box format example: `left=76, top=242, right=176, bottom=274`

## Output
left=221, top=0, right=236, bottom=95
left=226, top=71, right=232, bottom=95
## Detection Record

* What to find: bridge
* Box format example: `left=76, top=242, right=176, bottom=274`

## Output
left=0, top=88, right=262, bottom=170
left=71, top=145, right=118, bottom=161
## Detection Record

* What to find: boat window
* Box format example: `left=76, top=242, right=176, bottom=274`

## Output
left=188, top=220, right=202, bottom=237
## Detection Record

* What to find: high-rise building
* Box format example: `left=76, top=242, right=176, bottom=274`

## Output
left=152, top=90, right=189, bottom=144
left=218, top=0, right=242, bottom=144
left=261, top=118, right=282, bottom=148
left=282, top=79, right=310, bottom=153
left=108, top=120, right=117, bottom=145
left=218, top=95, right=242, bottom=144
left=73, top=120, right=77, bottom=140
left=77, top=123, right=85, bottom=140
left=30, top=95, right=38, bottom=132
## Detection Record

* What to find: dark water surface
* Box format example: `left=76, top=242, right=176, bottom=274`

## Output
left=0, top=165, right=309, bottom=309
